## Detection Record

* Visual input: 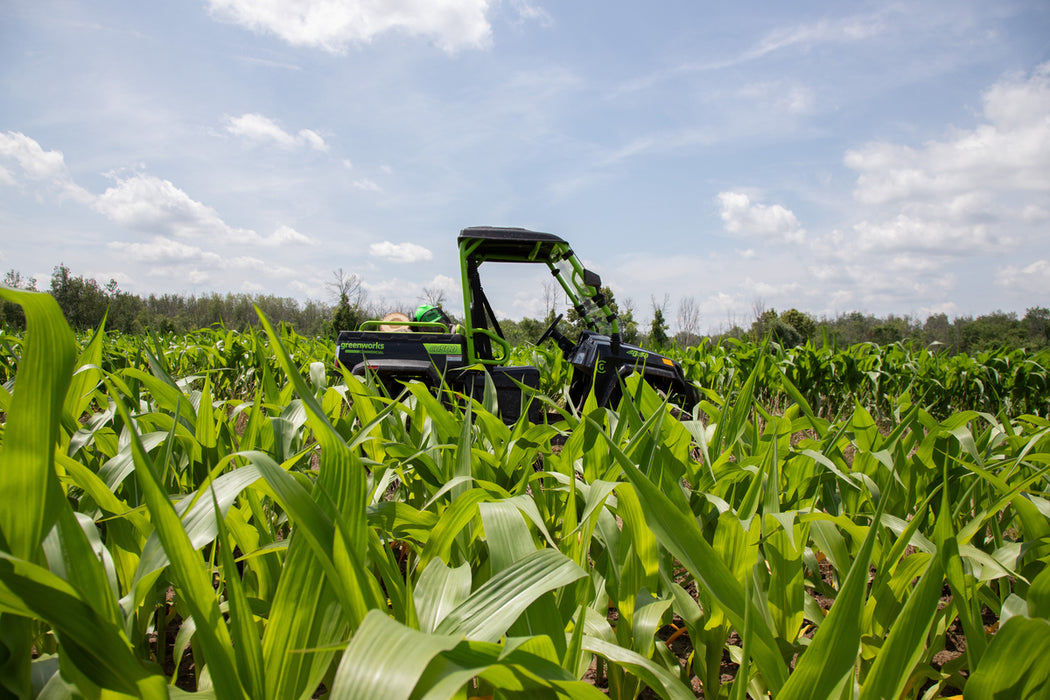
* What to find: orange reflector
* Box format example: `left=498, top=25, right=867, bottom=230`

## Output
left=662, top=358, right=674, bottom=366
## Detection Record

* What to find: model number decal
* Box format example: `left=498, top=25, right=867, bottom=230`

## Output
left=626, top=349, right=648, bottom=360
left=424, top=343, right=461, bottom=354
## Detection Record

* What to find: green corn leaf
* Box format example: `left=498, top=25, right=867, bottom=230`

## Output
left=479, top=500, right=537, bottom=573
left=964, top=616, right=1050, bottom=700
left=1028, top=565, right=1050, bottom=620
left=778, top=489, right=886, bottom=700
left=0, top=288, right=74, bottom=560
left=935, top=467, right=988, bottom=668
left=414, top=558, right=472, bottom=634
left=329, top=609, right=460, bottom=700
left=0, top=551, right=165, bottom=696
left=717, top=352, right=763, bottom=455
left=195, top=375, right=218, bottom=449
left=108, top=388, right=245, bottom=699
left=212, top=489, right=265, bottom=699
left=435, top=549, right=586, bottom=642
left=582, top=635, right=695, bottom=700
left=583, top=414, right=790, bottom=692
left=62, top=318, right=106, bottom=436
left=257, top=309, right=405, bottom=699
left=133, top=464, right=263, bottom=592
left=414, top=636, right=603, bottom=700
left=859, top=557, right=945, bottom=700
left=55, top=452, right=152, bottom=543
left=42, top=508, right=123, bottom=629
left=418, top=488, right=490, bottom=570
left=479, top=500, right=567, bottom=658
left=0, top=289, right=74, bottom=697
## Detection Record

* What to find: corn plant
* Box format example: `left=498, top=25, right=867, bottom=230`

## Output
left=1, top=288, right=1048, bottom=699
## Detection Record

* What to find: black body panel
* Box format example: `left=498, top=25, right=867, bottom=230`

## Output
left=336, top=329, right=541, bottom=423
left=567, top=332, right=699, bottom=408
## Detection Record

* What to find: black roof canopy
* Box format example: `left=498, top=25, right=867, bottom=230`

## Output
left=459, top=226, right=568, bottom=262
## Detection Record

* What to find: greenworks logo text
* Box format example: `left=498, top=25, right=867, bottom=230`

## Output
left=341, top=342, right=385, bottom=352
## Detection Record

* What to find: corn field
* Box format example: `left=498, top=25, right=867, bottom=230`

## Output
left=1, top=288, right=1049, bottom=699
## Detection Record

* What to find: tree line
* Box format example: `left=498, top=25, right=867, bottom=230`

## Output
left=726, top=305, right=1050, bottom=354
left=1, top=265, right=1047, bottom=354
left=0, top=265, right=340, bottom=337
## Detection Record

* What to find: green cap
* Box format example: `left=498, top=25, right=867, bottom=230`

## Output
left=415, top=305, right=443, bottom=323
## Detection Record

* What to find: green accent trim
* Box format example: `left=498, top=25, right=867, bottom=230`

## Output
left=358, top=320, right=449, bottom=332
left=470, top=328, right=511, bottom=366
left=459, top=238, right=478, bottom=363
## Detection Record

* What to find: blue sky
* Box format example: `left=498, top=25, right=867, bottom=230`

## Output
left=2, top=1, right=1049, bottom=334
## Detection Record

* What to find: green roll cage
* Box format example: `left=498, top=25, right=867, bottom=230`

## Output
left=457, top=226, right=622, bottom=365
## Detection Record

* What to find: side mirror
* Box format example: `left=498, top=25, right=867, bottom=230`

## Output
left=582, top=269, right=602, bottom=289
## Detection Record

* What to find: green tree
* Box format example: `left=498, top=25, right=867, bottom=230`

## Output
left=828, top=311, right=879, bottom=346
left=1, top=269, right=35, bottom=330
left=48, top=264, right=108, bottom=330
left=328, top=269, right=366, bottom=338
left=503, top=317, right=547, bottom=347
left=331, top=292, right=362, bottom=336
left=618, top=297, right=640, bottom=344
left=649, top=307, right=669, bottom=348
left=780, top=308, right=815, bottom=342
left=922, top=313, right=955, bottom=349
left=958, top=311, right=1026, bottom=352
left=871, top=316, right=913, bottom=345
left=1023, top=307, right=1050, bottom=347
left=749, top=308, right=779, bottom=341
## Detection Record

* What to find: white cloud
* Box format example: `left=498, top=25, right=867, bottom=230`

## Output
left=264, top=225, right=314, bottom=247
left=369, top=241, right=433, bottom=263
left=743, top=278, right=800, bottom=299
left=93, top=173, right=315, bottom=247
left=997, top=259, right=1050, bottom=294
left=717, top=191, right=805, bottom=243
left=510, top=0, right=552, bottom=27
left=206, top=0, right=493, bottom=54
left=109, top=236, right=219, bottom=264
left=352, top=178, right=382, bottom=192
left=427, top=273, right=458, bottom=295
left=289, top=279, right=326, bottom=298
left=746, top=15, right=886, bottom=61
left=846, top=215, right=1001, bottom=255
left=109, top=236, right=301, bottom=282
left=0, top=131, right=67, bottom=180
left=0, top=131, right=92, bottom=203
left=225, top=113, right=329, bottom=152
left=846, top=63, right=1050, bottom=204
left=96, top=271, right=135, bottom=287
left=93, top=173, right=239, bottom=239
left=298, top=129, right=327, bottom=151
left=837, top=63, right=1050, bottom=264
left=614, top=10, right=889, bottom=96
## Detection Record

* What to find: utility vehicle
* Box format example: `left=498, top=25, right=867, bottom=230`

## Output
left=336, top=226, right=698, bottom=422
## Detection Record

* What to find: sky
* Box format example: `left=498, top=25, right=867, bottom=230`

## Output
left=2, top=1, right=1049, bottom=334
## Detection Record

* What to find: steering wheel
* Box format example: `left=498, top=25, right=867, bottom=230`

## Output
left=537, top=313, right=564, bottom=345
